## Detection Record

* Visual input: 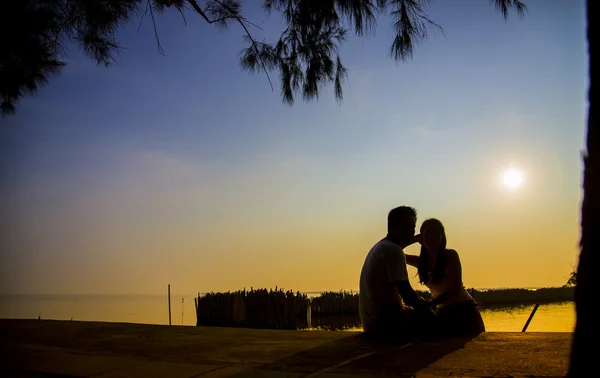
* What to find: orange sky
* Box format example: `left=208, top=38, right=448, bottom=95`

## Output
left=0, top=0, right=586, bottom=295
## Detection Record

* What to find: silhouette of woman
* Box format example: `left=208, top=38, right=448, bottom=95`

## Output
left=406, top=218, right=485, bottom=336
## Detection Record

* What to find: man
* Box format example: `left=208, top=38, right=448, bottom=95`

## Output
left=359, top=206, right=432, bottom=340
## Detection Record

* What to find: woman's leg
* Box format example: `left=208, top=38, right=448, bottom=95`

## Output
left=437, top=301, right=485, bottom=336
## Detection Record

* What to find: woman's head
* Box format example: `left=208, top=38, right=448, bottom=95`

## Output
left=420, top=218, right=447, bottom=252
left=417, top=218, right=447, bottom=284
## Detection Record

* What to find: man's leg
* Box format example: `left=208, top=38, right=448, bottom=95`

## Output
left=436, top=302, right=485, bottom=336
left=405, top=306, right=441, bottom=339
left=372, top=308, right=439, bottom=343
left=366, top=310, right=418, bottom=344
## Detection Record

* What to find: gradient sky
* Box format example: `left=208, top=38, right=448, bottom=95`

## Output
left=0, top=0, right=587, bottom=295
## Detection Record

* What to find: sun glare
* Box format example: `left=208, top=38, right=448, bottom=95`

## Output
left=503, top=169, right=524, bottom=189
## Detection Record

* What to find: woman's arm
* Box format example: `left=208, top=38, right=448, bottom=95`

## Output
left=430, top=249, right=463, bottom=306
left=404, top=234, right=421, bottom=268
left=405, top=254, right=419, bottom=268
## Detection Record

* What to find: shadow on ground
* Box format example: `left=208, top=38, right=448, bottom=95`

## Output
left=232, top=333, right=478, bottom=376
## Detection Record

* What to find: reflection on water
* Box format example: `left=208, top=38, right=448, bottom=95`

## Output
left=479, top=301, right=575, bottom=332
left=0, top=295, right=574, bottom=332
left=307, top=302, right=575, bottom=332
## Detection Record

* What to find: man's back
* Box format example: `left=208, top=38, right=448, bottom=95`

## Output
left=358, top=238, right=409, bottom=333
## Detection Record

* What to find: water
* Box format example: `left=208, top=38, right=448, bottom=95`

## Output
left=0, top=294, right=198, bottom=327
left=480, top=302, right=575, bottom=332
left=308, top=302, right=575, bottom=332
left=0, top=295, right=575, bottom=332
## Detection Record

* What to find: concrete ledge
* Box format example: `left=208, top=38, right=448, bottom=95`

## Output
left=7, top=351, right=143, bottom=377
left=0, top=320, right=572, bottom=377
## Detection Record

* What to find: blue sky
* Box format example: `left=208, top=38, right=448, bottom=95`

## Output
left=0, top=0, right=588, bottom=294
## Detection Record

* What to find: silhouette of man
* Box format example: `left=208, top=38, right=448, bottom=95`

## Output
left=359, top=206, right=433, bottom=341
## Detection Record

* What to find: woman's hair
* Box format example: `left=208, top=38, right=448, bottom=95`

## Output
left=417, top=218, right=448, bottom=284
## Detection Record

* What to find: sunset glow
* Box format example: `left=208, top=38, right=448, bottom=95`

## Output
left=503, top=169, right=525, bottom=189
left=0, top=0, right=585, bottom=296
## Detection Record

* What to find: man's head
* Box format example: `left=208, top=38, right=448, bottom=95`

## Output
left=387, top=206, right=417, bottom=245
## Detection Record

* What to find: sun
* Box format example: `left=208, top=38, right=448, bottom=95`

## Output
left=503, top=169, right=524, bottom=189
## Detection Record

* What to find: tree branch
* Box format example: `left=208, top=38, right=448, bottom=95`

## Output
left=186, top=0, right=234, bottom=24
left=187, top=0, right=273, bottom=91
left=137, top=0, right=150, bottom=34
left=213, top=0, right=273, bottom=91
left=148, top=0, right=166, bottom=55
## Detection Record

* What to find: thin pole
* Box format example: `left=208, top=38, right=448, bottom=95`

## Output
left=168, top=284, right=172, bottom=326
left=521, top=303, right=540, bottom=332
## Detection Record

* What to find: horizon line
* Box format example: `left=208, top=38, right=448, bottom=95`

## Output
left=0, top=285, right=572, bottom=297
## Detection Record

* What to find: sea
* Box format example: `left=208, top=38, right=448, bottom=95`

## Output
left=0, top=294, right=575, bottom=332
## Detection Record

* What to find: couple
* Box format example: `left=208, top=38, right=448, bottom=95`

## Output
left=358, top=206, right=485, bottom=341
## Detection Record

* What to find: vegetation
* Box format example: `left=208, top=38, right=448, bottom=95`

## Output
left=2, top=0, right=526, bottom=115
left=565, top=270, right=577, bottom=287
left=468, top=287, right=574, bottom=306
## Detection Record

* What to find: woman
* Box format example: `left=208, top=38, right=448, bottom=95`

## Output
left=406, top=218, right=485, bottom=337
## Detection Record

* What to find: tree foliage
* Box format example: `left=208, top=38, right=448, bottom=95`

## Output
left=1, top=0, right=526, bottom=114
left=1, top=0, right=139, bottom=115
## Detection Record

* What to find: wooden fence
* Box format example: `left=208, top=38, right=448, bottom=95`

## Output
left=195, top=288, right=309, bottom=329
left=310, top=291, right=358, bottom=316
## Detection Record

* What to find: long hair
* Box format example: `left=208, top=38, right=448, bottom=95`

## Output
left=417, top=218, right=448, bottom=284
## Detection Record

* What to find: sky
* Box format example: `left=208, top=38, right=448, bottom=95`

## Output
left=0, top=0, right=588, bottom=295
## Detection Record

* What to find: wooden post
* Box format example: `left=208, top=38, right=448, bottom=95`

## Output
left=168, top=284, right=172, bottom=326
left=194, top=297, right=198, bottom=326
left=522, top=303, right=540, bottom=332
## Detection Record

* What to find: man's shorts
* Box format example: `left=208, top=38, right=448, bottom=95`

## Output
left=364, top=307, right=438, bottom=343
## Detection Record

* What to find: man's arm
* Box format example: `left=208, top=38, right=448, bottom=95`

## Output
left=385, top=245, right=428, bottom=309
left=395, top=280, right=426, bottom=309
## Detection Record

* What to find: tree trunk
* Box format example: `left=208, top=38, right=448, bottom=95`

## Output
left=568, top=1, right=599, bottom=376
